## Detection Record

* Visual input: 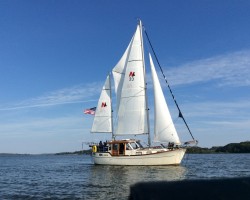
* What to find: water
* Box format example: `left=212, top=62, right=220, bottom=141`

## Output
left=0, top=154, right=249, bottom=199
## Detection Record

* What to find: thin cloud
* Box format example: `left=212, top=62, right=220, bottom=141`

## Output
left=163, top=50, right=250, bottom=87
left=0, top=116, right=84, bottom=136
left=0, top=82, right=101, bottom=111
left=180, top=100, right=250, bottom=120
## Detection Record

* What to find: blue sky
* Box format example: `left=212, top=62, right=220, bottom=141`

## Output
left=0, top=0, right=250, bottom=153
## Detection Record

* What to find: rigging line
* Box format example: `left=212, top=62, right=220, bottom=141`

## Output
left=143, top=27, right=195, bottom=141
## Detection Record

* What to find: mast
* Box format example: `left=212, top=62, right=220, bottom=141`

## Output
left=139, top=19, right=151, bottom=147
left=110, top=72, right=115, bottom=140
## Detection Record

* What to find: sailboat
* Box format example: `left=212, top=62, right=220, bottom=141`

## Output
left=88, top=20, right=197, bottom=166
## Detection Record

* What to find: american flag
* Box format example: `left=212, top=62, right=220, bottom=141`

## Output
left=83, top=107, right=96, bottom=115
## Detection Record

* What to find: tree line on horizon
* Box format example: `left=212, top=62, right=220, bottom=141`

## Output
left=186, top=141, right=250, bottom=154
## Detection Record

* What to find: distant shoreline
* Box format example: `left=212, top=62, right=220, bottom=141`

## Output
left=186, top=141, right=250, bottom=154
left=1, top=141, right=249, bottom=155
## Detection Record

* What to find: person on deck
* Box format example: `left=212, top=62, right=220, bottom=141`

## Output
left=99, top=141, right=103, bottom=152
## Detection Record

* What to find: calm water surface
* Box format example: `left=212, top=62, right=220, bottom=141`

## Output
left=0, top=154, right=249, bottom=199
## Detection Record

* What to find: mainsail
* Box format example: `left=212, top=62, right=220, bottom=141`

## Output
left=149, top=54, right=181, bottom=144
left=113, top=23, right=149, bottom=136
left=91, top=74, right=112, bottom=133
left=112, top=40, right=131, bottom=112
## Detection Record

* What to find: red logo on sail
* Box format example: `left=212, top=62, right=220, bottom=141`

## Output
left=129, top=71, right=135, bottom=81
left=101, top=102, right=107, bottom=107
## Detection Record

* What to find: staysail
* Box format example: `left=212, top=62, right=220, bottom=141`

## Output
left=91, top=74, right=112, bottom=133
left=149, top=54, right=181, bottom=144
left=113, top=23, right=149, bottom=136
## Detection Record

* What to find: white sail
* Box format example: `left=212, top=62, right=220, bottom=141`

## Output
left=91, top=74, right=112, bottom=133
left=114, top=24, right=148, bottom=135
left=149, top=54, right=181, bottom=144
left=112, top=40, right=131, bottom=111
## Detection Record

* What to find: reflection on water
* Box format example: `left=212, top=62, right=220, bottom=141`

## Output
left=87, top=164, right=187, bottom=199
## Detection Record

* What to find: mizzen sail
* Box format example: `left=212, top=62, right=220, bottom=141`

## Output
left=91, top=74, right=112, bottom=133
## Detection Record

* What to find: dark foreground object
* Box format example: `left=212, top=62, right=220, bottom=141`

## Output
left=129, top=177, right=250, bottom=200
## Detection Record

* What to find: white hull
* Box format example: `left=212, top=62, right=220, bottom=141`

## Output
left=92, top=148, right=186, bottom=166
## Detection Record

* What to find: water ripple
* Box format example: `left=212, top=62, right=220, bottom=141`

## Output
left=0, top=154, right=250, bottom=199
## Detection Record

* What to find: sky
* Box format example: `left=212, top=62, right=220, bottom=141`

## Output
left=0, top=0, right=250, bottom=154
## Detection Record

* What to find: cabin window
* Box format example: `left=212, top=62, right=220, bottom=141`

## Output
left=136, top=141, right=143, bottom=148
left=130, top=142, right=139, bottom=150
left=113, top=144, right=118, bottom=150
left=126, top=144, right=132, bottom=150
